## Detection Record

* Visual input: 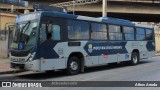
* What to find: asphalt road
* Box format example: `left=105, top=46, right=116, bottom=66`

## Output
left=1, top=56, right=160, bottom=90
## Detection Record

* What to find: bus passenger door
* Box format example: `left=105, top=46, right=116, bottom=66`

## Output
left=39, top=17, right=66, bottom=71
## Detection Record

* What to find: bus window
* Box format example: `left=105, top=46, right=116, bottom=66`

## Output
left=81, top=21, right=90, bottom=39
left=136, top=28, right=145, bottom=40
left=146, top=29, right=153, bottom=40
left=123, top=27, right=134, bottom=40
left=51, top=25, right=61, bottom=40
left=67, top=20, right=89, bottom=39
left=91, top=23, right=107, bottom=40
left=108, top=25, right=122, bottom=40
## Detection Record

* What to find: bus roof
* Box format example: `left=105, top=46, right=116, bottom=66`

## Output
left=24, top=11, right=153, bottom=28
left=40, top=11, right=136, bottom=26
left=135, top=24, right=153, bottom=29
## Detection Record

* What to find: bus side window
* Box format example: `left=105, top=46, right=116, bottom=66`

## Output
left=108, top=25, right=122, bottom=40
left=136, top=28, right=145, bottom=40
left=40, top=24, right=47, bottom=43
left=146, top=29, right=153, bottom=40
left=51, top=25, right=61, bottom=40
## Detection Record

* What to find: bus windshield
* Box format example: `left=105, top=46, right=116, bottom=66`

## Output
left=10, top=21, right=38, bottom=51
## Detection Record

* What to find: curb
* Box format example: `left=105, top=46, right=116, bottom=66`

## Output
left=0, top=70, right=25, bottom=75
left=155, top=54, right=160, bottom=56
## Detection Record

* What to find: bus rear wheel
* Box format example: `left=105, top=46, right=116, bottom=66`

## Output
left=66, top=57, right=80, bottom=75
left=130, top=52, right=139, bottom=65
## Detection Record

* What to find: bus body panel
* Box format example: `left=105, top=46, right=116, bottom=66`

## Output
left=25, top=59, right=40, bottom=71
left=40, top=58, right=67, bottom=71
left=51, top=40, right=155, bottom=68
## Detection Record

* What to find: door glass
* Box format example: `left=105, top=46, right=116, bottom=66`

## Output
left=40, top=24, right=47, bottom=43
left=51, top=25, right=61, bottom=40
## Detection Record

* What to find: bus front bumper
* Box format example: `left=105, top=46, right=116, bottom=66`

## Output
left=10, top=60, right=41, bottom=72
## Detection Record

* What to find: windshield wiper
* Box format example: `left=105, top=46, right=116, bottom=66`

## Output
left=18, top=21, right=31, bottom=43
left=21, top=21, right=30, bottom=34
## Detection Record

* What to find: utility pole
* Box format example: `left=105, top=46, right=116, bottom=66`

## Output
left=73, top=0, right=76, bottom=15
left=11, top=5, right=14, bottom=13
left=102, top=0, right=107, bottom=17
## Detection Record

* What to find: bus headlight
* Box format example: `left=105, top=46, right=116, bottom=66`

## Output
left=27, top=52, right=36, bottom=62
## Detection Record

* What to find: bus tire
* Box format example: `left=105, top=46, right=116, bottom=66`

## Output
left=66, top=57, right=80, bottom=75
left=130, top=52, right=139, bottom=65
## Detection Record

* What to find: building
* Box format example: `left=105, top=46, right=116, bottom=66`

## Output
left=155, top=26, right=160, bottom=53
left=0, top=13, right=16, bottom=30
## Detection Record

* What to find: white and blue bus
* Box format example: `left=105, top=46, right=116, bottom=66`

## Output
left=9, top=11, right=155, bottom=75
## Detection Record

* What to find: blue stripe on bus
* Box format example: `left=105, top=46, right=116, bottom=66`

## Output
left=41, top=11, right=78, bottom=20
left=84, top=41, right=128, bottom=56
left=38, top=41, right=59, bottom=59
left=146, top=41, right=155, bottom=51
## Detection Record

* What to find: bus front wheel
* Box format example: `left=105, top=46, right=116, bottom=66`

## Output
left=130, top=52, right=139, bottom=65
left=66, top=57, right=80, bottom=75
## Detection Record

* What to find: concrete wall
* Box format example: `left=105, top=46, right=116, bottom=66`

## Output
left=155, top=27, right=160, bottom=53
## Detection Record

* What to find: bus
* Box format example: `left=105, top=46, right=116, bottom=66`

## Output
left=9, top=11, right=155, bottom=75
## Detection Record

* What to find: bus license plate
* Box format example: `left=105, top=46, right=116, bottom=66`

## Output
left=11, top=58, right=25, bottom=63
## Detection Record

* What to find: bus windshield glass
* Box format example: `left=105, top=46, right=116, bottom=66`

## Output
left=10, top=21, right=38, bottom=51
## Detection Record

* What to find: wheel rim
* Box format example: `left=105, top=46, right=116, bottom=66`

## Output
left=70, top=61, right=78, bottom=71
left=133, top=55, right=138, bottom=64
